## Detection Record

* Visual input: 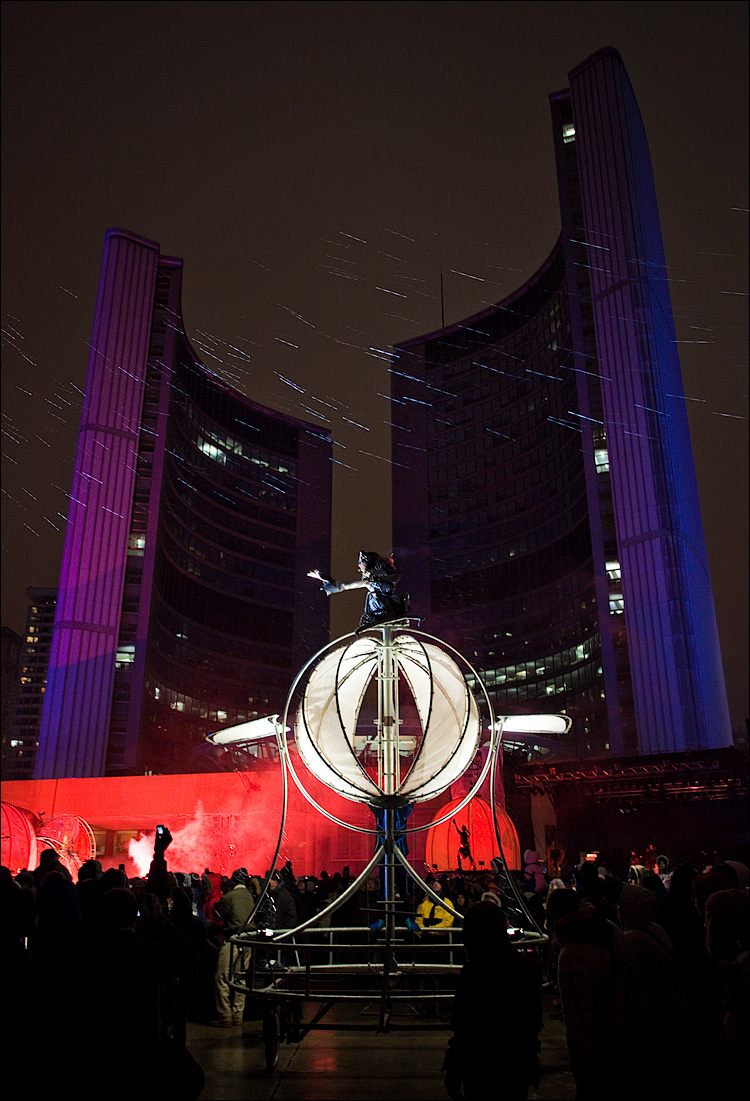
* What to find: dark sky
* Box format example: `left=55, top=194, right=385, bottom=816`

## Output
left=2, top=1, right=747, bottom=732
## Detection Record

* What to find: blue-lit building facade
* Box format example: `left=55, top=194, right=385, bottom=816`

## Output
left=392, top=49, right=732, bottom=763
left=35, top=230, right=332, bottom=778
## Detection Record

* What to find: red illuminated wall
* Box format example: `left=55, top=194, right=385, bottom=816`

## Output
left=2, top=770, right=441, bottom=878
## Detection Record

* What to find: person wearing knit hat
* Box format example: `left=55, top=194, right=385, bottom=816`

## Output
left=211, top=867, right=256, bottom=1026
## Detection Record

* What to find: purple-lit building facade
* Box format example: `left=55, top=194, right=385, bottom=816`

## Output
left=35, top=230, right=332, bottom=778
left=392, top=49, right=731, bottom=761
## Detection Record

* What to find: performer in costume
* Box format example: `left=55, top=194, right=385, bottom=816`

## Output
left=308, top=550, right=412, bottom=630
left=453, top=820, right=476, bottom=871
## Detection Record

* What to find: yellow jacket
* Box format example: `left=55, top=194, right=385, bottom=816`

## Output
left=415, top=895, right=454, bottom=933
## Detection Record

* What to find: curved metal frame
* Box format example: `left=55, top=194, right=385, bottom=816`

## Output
left=242, top=625, right=543, bottom=931
left=228, top=621, right=545, bottom=1046
left=280, top=625, right=499, bottom=832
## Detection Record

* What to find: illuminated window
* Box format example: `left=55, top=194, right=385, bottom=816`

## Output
left=197, top=437, right=226, bottom=464
left=606, top=560, right=621, bottom=581
left=115, top=645, right=135, bottom=668
left=562, top=123, right=576, bottom=144
left=128, top=533, right=146, bottom=555
left=594, top=449, right=609, bottom=473
left=609, top=594, right=624, bottom=615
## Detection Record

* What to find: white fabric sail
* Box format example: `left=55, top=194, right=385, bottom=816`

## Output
left=294, top=634, right=481, bottom=804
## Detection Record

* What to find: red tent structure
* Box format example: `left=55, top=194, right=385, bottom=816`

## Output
left=424, top=796, right=522, bottom=873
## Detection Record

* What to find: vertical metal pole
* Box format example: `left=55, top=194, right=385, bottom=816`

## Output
left=378, top=625, right=398, bottom=935
left=377, top=624, right=399, bottom=1026
left=378, top=624, right=398, bottom=799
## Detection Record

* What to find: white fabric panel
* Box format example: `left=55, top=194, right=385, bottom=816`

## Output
left=398, top=640, right=481, bottom=799
left=392, top=635, right=434, bottom=734
left=415, top=688, right=481, bottom=801
left=295, top=634, right=482, bottom=804
left=334, top=636, right=380, bottom=740
left=298, top=643, right=380, bottom=800
left=295, top=699, right=374, bottom=801
left=398, top=641, right=470, bottom=792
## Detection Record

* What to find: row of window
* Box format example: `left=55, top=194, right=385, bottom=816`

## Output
left=176, top=358, right=301, bottom=460
left=166, top=474, right=298, bottom=561
left=479, top=632, right=601, bottom=681
left=161, top=530, right=296, bottom=609
left=166, top=467, right=298, bottom=553
left=423, top=258, right=566, bottom=368
left=171, top=424, right=297, bottom=514
left=152, top=602, right=293, bottom=669
left=431, top=489, right=590, bottom=574
left=162, top=513, right=295, bottom=590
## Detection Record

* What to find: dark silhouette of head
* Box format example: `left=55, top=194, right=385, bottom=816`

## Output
left=97, top=887, right=138, bottom=931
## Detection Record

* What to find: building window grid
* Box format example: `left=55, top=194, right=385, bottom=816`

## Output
left=167, top=421, right=298, bottom=517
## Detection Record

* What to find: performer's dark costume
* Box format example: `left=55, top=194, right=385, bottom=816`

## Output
left=454, top=821, right=476, bottom=871
left=314, top=551, right=410, bottom=630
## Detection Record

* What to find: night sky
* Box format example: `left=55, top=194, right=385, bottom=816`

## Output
left=2, top=2, right=747, bottom=734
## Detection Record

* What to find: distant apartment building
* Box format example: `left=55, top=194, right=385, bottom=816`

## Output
left=4, top=590, right=56, bottom=779
left=1, top=625, right=23, bottom=769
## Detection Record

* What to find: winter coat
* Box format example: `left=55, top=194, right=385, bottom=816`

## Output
left=554, top=902, right=647, bottom=1100
left=270, top=882, right=298, bottom=929
left=523, top=849, right=547, bottom=893
left=618, top=884, right=707, bottom=1100
left=445, top=902, right=542, bottom=1101
left=213, top=884, right=255, bottom=937
left=416, top=895, right=454, bottom=934
left=617, top=884, right=694, bottom=1031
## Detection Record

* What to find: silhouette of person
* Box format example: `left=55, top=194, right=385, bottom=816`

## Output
left=453, top=821, right=476, bottom=871
left=309, top=551, right=411, bottom=630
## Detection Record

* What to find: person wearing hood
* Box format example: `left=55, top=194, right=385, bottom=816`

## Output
left=414, top=880, right=455, bottom=940
left=522, top=849, right=547, bottom=894
left=723, top=859, right=749, bottom=890
left=546, top=888, right=647, bottom=1101
left=33, top=847, right=72, bottom=887
left=617, top=884, right=699, bottom=1098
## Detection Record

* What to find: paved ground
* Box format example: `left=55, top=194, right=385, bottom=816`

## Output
left=187, top=987, right=575, bottom=1100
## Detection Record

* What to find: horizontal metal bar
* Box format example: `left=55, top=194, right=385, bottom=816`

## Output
left=228, top=984, right=457, bottom=1002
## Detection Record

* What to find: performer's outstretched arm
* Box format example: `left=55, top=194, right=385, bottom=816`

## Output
left=307, top=569, right=367, bottom=595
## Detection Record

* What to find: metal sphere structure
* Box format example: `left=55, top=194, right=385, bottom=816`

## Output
left=293, top=630, right=482, bottom=806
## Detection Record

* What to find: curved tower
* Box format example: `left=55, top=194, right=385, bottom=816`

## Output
left=36, top=229, right=332, bottom=777
left=391, top=49, right=730, bottom=758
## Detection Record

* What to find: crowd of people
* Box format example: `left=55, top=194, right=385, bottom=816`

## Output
left=536, top=851, right=748, bottom=1101
left=2, top=834, right=747, bottom=1100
